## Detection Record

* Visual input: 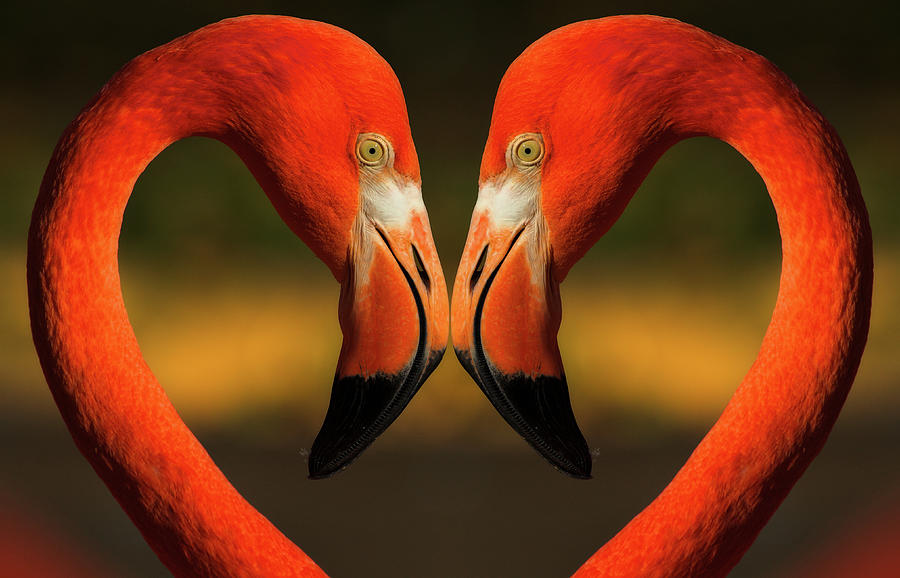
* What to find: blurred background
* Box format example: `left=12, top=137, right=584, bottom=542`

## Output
left=2, top=0, right=897, bottom=576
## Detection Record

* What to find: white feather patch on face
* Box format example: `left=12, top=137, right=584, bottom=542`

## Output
left=474, top=171, right=540, bottom=230
left=348, top=167, right=426, bottom=289
left=361, top=173, right=425, bottom=229
left=471, top=168, right=550, bottom=289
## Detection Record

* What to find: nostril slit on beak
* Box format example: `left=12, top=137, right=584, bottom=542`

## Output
left=469, top=245, right=489, bottom=292
left=411, top=244, right=431, bottom=291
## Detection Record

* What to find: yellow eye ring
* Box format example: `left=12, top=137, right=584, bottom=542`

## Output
left=512, top=134, right=544, bottom=166
left=357, top=135, right=387, bottom=166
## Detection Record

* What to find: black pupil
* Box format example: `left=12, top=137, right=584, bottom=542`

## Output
left=524, top=147, right=532, bottom=155
left=369, top=147, right=376, bottom=155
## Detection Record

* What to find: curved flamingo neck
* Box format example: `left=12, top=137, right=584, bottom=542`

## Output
left=26, top=17, right=358, bottom=576
left=549, top=18, right=874, bottom=578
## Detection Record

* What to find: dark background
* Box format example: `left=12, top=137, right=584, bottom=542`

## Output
left=2, top=1, right=898, bottom=576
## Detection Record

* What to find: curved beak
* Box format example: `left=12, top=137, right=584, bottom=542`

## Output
left=450, top=177, right=590, bottom=478
left=309, top=181, right=448, bottom=479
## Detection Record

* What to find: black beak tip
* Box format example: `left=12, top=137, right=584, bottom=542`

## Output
left=307, top=461, right=341, bottom=480
left=307, top=372, right=414, bottom=479
left=472, top=365, right=592, bottom=480
left=555, top=453, right=592, bottom=480
left=307, top=342, right=445, bottom=479
left=543, top=434, right=592, bottom=480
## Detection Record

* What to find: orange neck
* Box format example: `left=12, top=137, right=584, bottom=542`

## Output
left=27, top=17, right=340, bottom=577
left=568, top=18, right=872, bottom=577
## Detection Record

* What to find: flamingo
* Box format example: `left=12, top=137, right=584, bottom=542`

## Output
left=27, top=16, right=448, bottom=576
left=451, top=15, right=872, bottom=576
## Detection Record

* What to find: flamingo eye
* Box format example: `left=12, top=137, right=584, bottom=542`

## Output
left=511, top=134, right=544, bottom=166
left=357, top=134, right=388, bottom=166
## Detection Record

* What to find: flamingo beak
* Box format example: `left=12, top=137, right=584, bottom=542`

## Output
left=309, top=184, right=448, bottom=479
left=450, top=180, right=591, bottom=479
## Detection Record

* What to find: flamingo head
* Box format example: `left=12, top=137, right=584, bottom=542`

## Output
left=247, top=24, right=449, bottom=478
left=308, top=128, right=448, bottom=480
left=451, top=20, right=671, bottom=478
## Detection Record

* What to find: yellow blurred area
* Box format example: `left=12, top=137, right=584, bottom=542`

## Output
left=564, top=252, right=899, bottom=422
left=5, top=247, right=897, bottom=440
